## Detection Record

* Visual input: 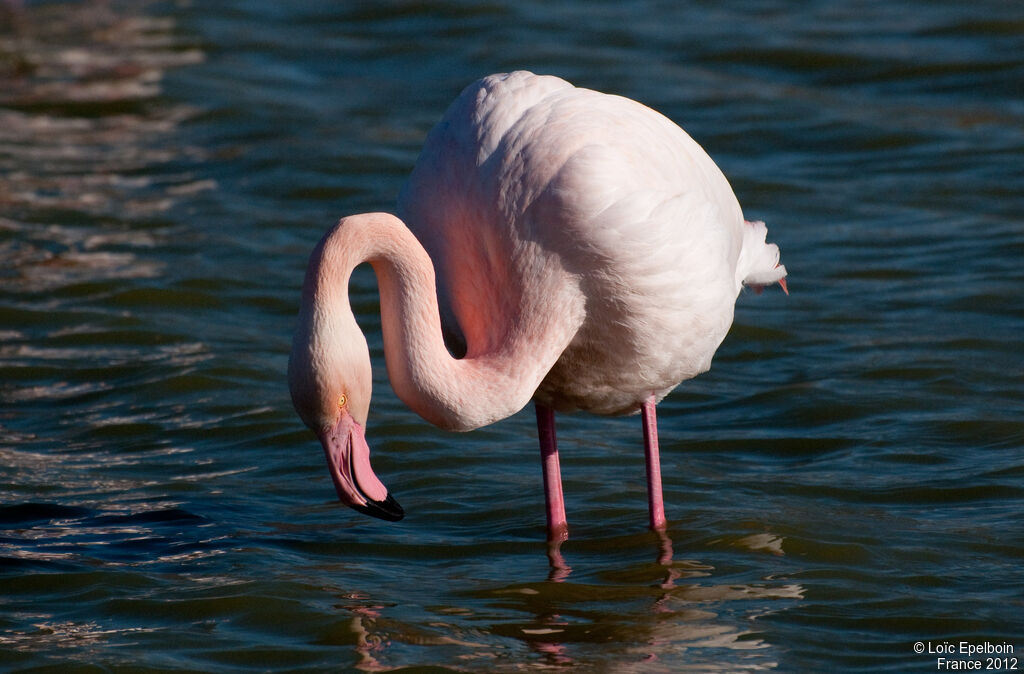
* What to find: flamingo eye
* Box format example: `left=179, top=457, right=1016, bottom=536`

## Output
left=338, top=394, right=347, bottom=409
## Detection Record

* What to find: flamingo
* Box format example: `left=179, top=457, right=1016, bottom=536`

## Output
left=288, top=71, right=786, bottom=545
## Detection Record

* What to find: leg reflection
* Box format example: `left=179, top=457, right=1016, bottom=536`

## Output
left=529, top=629, right=573, bottom=667
left=349, top=611, right=386, bottom=672
left=655, top=527, right=683, bottom=591
left=546, top=536, right=571, bottom=582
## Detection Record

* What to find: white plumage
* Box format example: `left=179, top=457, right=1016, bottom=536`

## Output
left=399, top=71, right=785, bottom=415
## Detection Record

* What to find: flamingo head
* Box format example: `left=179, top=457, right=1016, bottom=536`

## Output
left=287, top=299, right=404, bottom=522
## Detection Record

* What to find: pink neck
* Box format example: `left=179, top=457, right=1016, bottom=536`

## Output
left=314, top=212, right=564, bottom=431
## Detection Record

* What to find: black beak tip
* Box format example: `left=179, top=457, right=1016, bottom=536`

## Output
left=352, top=492, right=404, bottom=522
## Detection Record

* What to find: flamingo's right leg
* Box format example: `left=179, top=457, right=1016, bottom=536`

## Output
left=535, top=403, right=568, bottom=543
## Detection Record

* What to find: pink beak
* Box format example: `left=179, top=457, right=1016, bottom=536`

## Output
left=319, top=411, right=404, bottom=522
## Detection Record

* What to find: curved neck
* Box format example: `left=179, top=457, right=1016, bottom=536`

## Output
left=314, top=212, right=562, bottom=431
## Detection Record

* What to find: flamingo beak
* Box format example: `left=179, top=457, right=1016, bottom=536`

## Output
left=319, top=411, right=404, bottom=522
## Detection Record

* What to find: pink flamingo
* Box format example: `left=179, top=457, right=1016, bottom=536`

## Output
left=288, top=71, right=786, bottom=545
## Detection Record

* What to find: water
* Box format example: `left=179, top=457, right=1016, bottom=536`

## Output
left=1, top=0, right=1022, bottom=671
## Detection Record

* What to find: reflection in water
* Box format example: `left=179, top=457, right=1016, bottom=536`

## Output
left=349, top=613, right=387, bottom=673
left=655, top=526, right=674, bottom=569
left=548, top=523, right=675, bottom=583
left=465, top=530, right=803, bottom=671
left=484, top=577, right=802, bottom=670
left=546, top=537, right=571, bottom=582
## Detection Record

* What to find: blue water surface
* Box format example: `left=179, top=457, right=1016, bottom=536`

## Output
left=1, top=1, right=1022, bottom=671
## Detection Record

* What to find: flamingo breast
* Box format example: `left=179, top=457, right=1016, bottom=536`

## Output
left=399, top=72, right=748, bottom=416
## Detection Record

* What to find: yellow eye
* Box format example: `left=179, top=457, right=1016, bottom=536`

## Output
left=338, top=394, right=347, bottom=408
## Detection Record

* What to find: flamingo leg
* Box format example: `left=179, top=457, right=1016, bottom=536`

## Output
left=641, top=395, right=667, bottom=531
left=535, top=403, right=568, bottom=543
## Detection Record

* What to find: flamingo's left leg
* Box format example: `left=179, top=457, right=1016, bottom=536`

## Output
left=641, top=395, right=667, bottom=531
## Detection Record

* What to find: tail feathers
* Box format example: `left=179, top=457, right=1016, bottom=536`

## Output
left=737, top=220, right=787, bottom=289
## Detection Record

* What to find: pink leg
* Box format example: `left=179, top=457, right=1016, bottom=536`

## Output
left=641, top=395, right=667, bottom=531
left=535, top=403, right=568, bottom=543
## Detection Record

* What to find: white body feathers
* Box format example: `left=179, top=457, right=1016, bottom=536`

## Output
left=399, top=71, right=785, bottom=416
